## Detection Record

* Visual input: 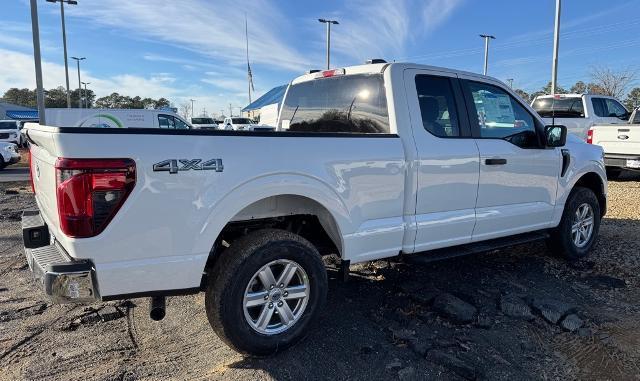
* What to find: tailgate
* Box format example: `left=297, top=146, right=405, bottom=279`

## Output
left=25, top=125, right=60, bottom=233
left=592, top=124, right=640, bottom=155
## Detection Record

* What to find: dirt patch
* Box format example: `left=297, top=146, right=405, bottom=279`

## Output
left=1, top=174, right=639, bottom=380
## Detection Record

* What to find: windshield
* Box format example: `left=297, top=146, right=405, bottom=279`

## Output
left=532, top=97, right=584, bottom=118
left=232, top=118, right=252, bottom=124
left=279, top=74, right=389, bottom=133
left=192, top=118, right=214, bottom=124
left=0, top=121, right=18, bottom=130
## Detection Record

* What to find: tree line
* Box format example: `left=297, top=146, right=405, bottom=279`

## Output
left=514, top=66, right=640, bottom=110
left=2, top=86, right=171, bottom=110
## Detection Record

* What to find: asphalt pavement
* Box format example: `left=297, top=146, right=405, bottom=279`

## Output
left=0, top=167, right=29, bottom=182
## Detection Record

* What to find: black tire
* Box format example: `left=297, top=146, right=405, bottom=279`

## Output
left=205, top=229, right=327, bottom=356
left=606, top=168, right=622, bottom=180
left=547, top=186, right=601, bottom=261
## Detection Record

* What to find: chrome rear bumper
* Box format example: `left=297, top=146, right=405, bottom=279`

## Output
left=22, top=210, right=99, bottom=304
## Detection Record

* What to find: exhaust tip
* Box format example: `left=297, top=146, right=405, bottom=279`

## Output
left=149, top=296, right=166, bottom=321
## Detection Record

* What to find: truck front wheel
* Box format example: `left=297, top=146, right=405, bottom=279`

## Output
left=547, top=186, right=601, bottom=260
left=205, top=229, right=327, bottom=356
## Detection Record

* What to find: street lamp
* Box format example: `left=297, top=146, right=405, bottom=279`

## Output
left=190, top=99, right=195, bottom=118
left=71, top=56, right=85, bottom=108
left=81, top=81, right=90, bottom=108
left=318, top=18, right=339, bottom=70
left=46, top=0, right=77, bottom=108
left=29, top=0, right=46, bottom=125
left=551, top=0, right=562, bottom=95
left=479, top=34, right=495, bottom=76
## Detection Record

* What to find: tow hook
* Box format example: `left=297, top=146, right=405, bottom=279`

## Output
left=149, top=296, right=166, bottom=321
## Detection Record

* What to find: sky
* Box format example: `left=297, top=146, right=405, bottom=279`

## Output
left=2, top=0, right=640, bottom=117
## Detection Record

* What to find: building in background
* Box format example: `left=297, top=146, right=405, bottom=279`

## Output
left=0, top=100, right=38, bottom=120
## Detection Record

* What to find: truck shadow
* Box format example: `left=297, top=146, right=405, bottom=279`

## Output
left=226, top=217, right=640, bottom=380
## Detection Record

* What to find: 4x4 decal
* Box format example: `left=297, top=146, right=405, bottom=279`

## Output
left=153, top=159, right=223, bottom=174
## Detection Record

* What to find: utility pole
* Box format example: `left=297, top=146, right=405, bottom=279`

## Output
left=190, top=99, right=195, bottom=118
left=29, top=0, right=46, bottom=125
left=551, top=0, right=562, bottom=95
left=229, top=103, right=232, bottom=117
left=479, top=34, right=495, bottom=76
left=46, top=0, right=77, bottom=108
left=245, top=14, right=254, bottom=105
left=318, top=18, right=339, bottom=70
left=71, top=56, right=85, bottom=108
left=507, top=78, right=514, bottom=89
left=81, top=81, right=90, bottom=108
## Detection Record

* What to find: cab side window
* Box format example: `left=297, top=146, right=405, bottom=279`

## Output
left=174, top=117, right=189, bottom=129
left=158, top=114, right=176, bottom=129
left=415, top=75, right=461, bottom=138
left=467, top=81, right=539, bottom=148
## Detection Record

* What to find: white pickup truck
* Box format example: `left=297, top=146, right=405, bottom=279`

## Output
left=532, top=94, right=631, bottom=140
left=587, top=122, right=640, bottom=178
left=23, top=62, right=607, bottom=355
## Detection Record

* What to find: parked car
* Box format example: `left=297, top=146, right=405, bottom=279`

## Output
left=0, top=142, right=20, bottom=170
left=221, top=117, right=253, bottom=130
left=587, top=121, right=640, bottom=178
left=531, top=94, right=630, bottom=140
left=23, top=62, right=606, bottom=356
left=0, top=120, right=26, bottom=147
left=191, top=117, right=219, bottom=129
left=45, top=109, right=191, bottom=129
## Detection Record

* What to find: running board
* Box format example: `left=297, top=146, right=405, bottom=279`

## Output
left=404, top=230, right=550, bottom=265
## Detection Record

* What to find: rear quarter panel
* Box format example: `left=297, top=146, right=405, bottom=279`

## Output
left=45, top=131, right=406, bottom=296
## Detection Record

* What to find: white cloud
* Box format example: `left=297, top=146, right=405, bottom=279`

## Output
left=65, top=0, right=311, bottom=72
left=0, top=47, right=246, bottom=117
left=330, top=0, right=464, bottom=64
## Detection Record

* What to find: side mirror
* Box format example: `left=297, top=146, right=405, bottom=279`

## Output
left=545, top=125, right=567, bottom=147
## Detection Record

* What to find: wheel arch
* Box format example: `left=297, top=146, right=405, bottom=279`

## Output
left=197, top=174, right=351, bottom=279
left=573, top=171, right=607, bottom=217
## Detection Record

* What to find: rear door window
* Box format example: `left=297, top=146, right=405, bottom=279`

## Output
left=414, top=75, right=461, bottom=137
left=531, top=97, right=584, bottom=118
left=279, top=74, right=390, bottom=133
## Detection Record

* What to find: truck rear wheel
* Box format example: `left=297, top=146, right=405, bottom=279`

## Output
left=205, top=229, right=327, bottom=356
left=547, top=186, right=601, bottom=261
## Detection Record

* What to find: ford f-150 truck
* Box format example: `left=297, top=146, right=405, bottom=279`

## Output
left=531, top=94, right=631, bottom=140
left=23, top=62, right=607, bottom=355
left=587, top=122, right=640, bottom=178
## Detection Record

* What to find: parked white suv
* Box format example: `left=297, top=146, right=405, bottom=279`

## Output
left=532, top=94, right=630, bottom=140
left=23, top=63, right=606, bottom=356
left=0, top=120, right=26, bottom=147
left=190, top=117, right=219, bottom=129
left=221, top=117, right=253, bottom=130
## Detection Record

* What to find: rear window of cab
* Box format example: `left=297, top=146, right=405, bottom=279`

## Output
left=279, top=74, right=390, bottom=134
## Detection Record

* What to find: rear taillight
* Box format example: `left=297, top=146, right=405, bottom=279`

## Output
left=28, top=148, right=35, bottom=194
left=586, top=128, right=594, bottom=144
left=55, top=158, right=136, bottom=238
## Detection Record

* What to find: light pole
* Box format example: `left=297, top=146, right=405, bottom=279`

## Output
left=71, top=56, right=85, bottom=108
left=190, top=99, right=195, bottom=118
left=29, top=0, right=46, bottom=125
left=81, top=81, right=90, bottom=108
left=479, top=34, right=495, bottom=76
left=318, top=18, right=339, bottom=70
left=46, top=0, right=77, bottom=108
left=507, top=78, right=514, bottom=89
left=551, top=0, right=562, bottom=95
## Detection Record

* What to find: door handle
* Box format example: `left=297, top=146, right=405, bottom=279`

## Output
left=485, top=158, right=507, bottom=165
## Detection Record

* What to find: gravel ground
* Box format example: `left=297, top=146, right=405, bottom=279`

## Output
left=1, top=173, right=639, bottom=380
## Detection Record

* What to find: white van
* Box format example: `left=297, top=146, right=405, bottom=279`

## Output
left=44, top=109, right=192, bottom=129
